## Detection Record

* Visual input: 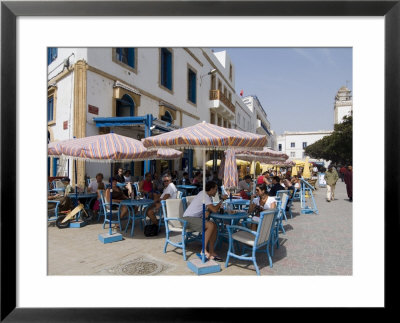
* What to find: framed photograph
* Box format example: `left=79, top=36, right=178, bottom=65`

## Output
left=1, top=0, right=398, bottom=320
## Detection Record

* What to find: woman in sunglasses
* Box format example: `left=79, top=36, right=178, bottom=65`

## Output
left=247, top=183, right=277, bottom=231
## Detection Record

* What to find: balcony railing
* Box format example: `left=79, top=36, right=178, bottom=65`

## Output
left=209, top=90, right=235, bottom=113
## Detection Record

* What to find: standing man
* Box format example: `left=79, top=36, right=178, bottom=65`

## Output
left=344, top=165, right=353, bottom=202
left=325, top=165, right=339, bottom=202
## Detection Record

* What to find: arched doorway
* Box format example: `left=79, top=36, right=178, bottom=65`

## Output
left=116, top=94, right=135, bottom=117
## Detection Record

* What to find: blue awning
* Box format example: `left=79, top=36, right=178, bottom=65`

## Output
left=93, top=116, right=147, bottom=127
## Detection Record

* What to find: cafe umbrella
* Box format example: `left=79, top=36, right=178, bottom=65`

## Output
left=223, top=149, right=239, bottom=198
left=51, top=133, right=179, bottom=239
left=142, top=121, right=267, bottom=263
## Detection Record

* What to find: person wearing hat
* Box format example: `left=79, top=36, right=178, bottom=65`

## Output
left=61, top=177, right=74, bottom=195
left=325, top=165, right=339, bottom=202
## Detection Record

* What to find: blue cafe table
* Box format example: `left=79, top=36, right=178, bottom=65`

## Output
left=210, top=211, right=249, bottom=248
left=68, top=192, right=97, bottom=210
left=225, top=199, right=250, bottom=210
left=176, top=185, right=198, bottom=197
left=119, top=199, right=155, bottom=236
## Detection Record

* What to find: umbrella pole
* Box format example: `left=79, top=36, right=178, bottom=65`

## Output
left=109, top=164, right=113, bottom=236
left=74, top=159, right=78, bottom=207
left=202, top=150, right=206, bottom=263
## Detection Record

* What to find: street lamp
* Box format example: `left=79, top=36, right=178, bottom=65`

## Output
left=199, top=69, right=217, bottom=86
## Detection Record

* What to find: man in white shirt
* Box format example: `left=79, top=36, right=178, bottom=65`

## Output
left=87, top=173, right=104, bottom=193
left=146, top=174, right=177, bottom=226
left=183, top=181, right=225, bottom=261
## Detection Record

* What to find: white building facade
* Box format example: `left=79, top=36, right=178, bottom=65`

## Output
left=47, top=48, right=258, bottom=185
left=277, top=130, right=333, bottom=166
left=334, top=86, right=353, bottom=124
left=241, top=95, right=273, bottom=146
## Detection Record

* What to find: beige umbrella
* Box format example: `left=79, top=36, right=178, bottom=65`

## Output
left=302, top=156, right=311, bottom=179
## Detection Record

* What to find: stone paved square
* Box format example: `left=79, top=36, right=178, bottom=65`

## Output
left=48, top=181, right=352, bottom=276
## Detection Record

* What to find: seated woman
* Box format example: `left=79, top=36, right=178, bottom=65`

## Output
left=247, top=183, right=277, bottom=231
left=139, top=172, right=159, bottom=200
left=123, top=170, right=132, bottom=183
left=115, top=168, right=134, bottom=198
left=105, top=178, right=129, bottom=226
left=92, top=182, right=105, bottom=217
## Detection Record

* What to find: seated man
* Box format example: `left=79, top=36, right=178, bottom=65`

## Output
left=146, top=174, right=177, bottom=226
left=61, top=177, right=74, bottom=195
left=183, top=181, right=225, bottom=261
left=105, top=178, right=129, bottom=224
left=87, top=173, right=104, bottom=193
left=238, top=175, right=253, bottom=199
left=268, top=176, right=285, bottom=197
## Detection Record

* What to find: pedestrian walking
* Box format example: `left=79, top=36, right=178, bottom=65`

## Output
left=339, top=165, right=346, bottom=182
left=344, top=165, right=353, bottom=201
left=325, top=165, right=339, bottom=202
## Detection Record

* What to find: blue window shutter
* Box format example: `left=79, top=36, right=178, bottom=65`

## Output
left=190, top=71, right=196, bottom=103
left=48, top=97, right=54, bottom=122
left=52, top=48, right=57, bottom=61
left=166, top=51, right=172, bottom=89
left=48, top=48, right=57, bottom=65
left=128, top=48, right=135, bottom=68
left=52, top=157, right=59, bottom=177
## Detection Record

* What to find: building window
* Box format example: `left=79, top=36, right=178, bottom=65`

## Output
left=161, top=110, right=173, bottom=123
left=160, top=48, right=173, bottom=90
left=47, top=96, right=54, bottom=122
left=211, top=74, right=216, bottom=90
left=116, top=48, right=135, bottom=68
left=291, top=142, right=295, bottom=148
left=302, top=142, right=307, bottom=148
left=47, top=48, right=57, bottom=65
left=116, top=94, right=135, bottom=117
left=188, top=68, right=196, bottom=104
left=290, top=152, right=295, bottom=157
left=210, top=112, right=215, bottom=124
left=278, top=144, right=282, bottom=151
left=229, top=64, right=233, bottom=80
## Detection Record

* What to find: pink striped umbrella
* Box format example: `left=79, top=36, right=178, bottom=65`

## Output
left=155, top=148, right=182, bottom=160
left=217, top=154, right=226, bottom=180
left=59, top=133, right=152, bottom=162
left=143, top=121, right=266, bottom=263
left=142, top=121, right=267, bottom=151
left=48, top=140, right=67, bottom=156
left=223, top=149, right=239, bottom=190
left=234, top=147, right=288, bottom=163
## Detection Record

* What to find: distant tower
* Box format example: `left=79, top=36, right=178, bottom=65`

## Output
left=334, top=86, right=352, bottom=124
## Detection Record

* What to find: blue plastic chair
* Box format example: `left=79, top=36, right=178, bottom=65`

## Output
left=100, top=190, right=123, bottom=231
left=124, top=202, right=147, bottom=237
left=48, top=200, right=60, bottom=222
left=162, top=199, right=202, bottom=261
left=271, top=191, right=290, bottom=256
left=225, top=209, right=278, bottom=275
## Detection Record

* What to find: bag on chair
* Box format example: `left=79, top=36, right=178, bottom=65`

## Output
left=144, top=224, right=158, bottom=237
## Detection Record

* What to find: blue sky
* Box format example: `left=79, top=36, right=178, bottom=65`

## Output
left=213, top=48, right=352, bottom=136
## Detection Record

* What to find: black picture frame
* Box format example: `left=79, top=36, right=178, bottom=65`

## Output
left=1, top=1, right=398, bottom=321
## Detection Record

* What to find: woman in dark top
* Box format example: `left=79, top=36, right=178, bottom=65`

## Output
left=105, top=178, right=129, bottom=222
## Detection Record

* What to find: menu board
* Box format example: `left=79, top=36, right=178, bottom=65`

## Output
left=318, top=172, right=327, bottom=188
